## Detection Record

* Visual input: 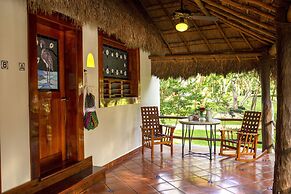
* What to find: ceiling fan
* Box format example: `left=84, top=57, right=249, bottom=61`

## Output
left=173, top=0, right=217, bottom=32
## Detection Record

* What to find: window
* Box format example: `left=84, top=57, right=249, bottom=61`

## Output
left=98, top=32, right=140, bottom=107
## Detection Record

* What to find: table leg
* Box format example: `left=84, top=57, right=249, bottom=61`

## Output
left=188, top=125, right=191, bottom=153
left=214, top=125, right=217, bottom=155
left=210, top=125, right=213, bottom=160
left=182, top=124, right=185, bottom=157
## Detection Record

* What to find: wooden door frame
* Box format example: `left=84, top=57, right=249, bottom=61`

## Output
left=28, top=12, right=84, bottom=179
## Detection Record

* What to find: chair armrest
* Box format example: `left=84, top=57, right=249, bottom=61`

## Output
left=160, top=124, right=176, bottom=129
left=219, top=128, right=239, bottom=132
left=160, top=124, right=175, bottom=136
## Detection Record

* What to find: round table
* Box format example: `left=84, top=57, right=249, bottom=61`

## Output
left=179, top=119, right=221, bottom=160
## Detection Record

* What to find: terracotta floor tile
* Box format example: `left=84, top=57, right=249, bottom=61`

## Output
left=112, top=188, right=136, bottom=194
left=168, top=180, right=193, bottom=188
left=160, top=189, right=185, bottom=194
left=84, top=145, right=274, bottom=194
left=152, top=182, right=176, bottom=191
left=179, top=185, right=205, bottom=193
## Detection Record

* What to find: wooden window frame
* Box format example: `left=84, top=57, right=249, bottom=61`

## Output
left=98, top=32, right=140, bottom=107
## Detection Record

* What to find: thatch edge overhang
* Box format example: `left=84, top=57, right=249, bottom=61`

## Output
left=151, top=58, right=263, bottom=79
left=27, top=0, right=167, bottom=55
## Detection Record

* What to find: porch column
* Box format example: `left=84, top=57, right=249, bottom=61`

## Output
left=273, top=3, right=291, bottom=194
left=260, top=55, right=273, bottom=153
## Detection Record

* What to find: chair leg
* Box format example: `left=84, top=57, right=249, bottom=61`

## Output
left=219, top=131, right=225, bottom=155
left=171, top=144, right=173, bottom=155
left=236, top=141, right=241, bottom=161
left=142, top=137, right=144, bottom=155
left=160, top=143, right=163, bottom=152
left=151, top=146, right=154, bottom=160
left=151, top=139, right=154, bottom=160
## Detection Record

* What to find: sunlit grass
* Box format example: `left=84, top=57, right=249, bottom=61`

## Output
left=172, top=128, right=262, bottom=149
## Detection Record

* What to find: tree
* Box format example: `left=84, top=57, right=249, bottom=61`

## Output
left=160, top=72, right=265, bottom=117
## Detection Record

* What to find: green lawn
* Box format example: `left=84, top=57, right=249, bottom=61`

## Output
left=172, top=127, right=263, bottom=149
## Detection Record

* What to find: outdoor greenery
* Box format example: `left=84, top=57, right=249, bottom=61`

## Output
left=160, top=71, right=277, bottom=118
left=160, top=72, right=276, bottom=148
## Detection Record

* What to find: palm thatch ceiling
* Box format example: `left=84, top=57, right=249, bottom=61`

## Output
left=28, top=0, right=278, bottom=78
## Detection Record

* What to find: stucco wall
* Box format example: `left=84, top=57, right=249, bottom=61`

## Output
left=0, top=0, right=31, bottom=191
left=0, top=2, right=160, bottom=191
left=83, top=25, right=160, bottom=166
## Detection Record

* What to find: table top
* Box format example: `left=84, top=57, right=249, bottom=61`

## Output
left=179, top=118, right=221, bottom=125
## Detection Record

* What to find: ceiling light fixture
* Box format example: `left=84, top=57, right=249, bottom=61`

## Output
left=175, top=17, right=188, bottom=32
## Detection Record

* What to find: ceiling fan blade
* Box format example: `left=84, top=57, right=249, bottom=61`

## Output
left=189, top=15, right=218, bottom=21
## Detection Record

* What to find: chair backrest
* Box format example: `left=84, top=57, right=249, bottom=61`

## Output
left=240, top=111, right=261, bottom=133
left=141, top=106, right=161, bottom=133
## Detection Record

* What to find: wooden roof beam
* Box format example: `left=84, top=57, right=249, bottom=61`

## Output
left=162, top=23, right=229, bottom=34
left=207, top=5, right=276, bottom=39
left=240, top=32, right=259, bottom=61
left=169, top=37, right=248, bottom=47
left=133, top=0, right=173, bottom=54
left=202, top=0, right=275, bottom=32
left=149, top=51, right=263, bottom=60
left=239, top=0, right=276, bottom=13
left=146, top=1, right=180, bottom=11
left=190, top=21, right=220, bottom=63
left=191, top=22, right=212, bottom=51
left=210, top=11, right=273, bottom=44
left=220, top=0, right=275, bottom=20
left=192, top=0, right=240, bottom=62
left=156, top=0, right=191, bottom=52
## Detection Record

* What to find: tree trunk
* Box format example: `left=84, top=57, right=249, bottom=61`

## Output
left=260, top=55, right=274, bottom=153
left=231, top=80, right=238, bottom=110
left=251, top=90, right=258, bottom=110
left=273, top=2, right=291, bottom=193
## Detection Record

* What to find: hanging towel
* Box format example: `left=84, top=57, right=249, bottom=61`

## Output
left=84, top=93, right=99, bottom=130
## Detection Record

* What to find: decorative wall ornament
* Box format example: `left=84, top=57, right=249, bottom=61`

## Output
left=37, top=35, right=59, bottom=90
left=103, top=45, right=128, bottom=79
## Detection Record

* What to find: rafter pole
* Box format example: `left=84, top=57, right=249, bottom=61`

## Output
left=192, top=0, right=240, bottom=62
left=162, top=23, right=229, bottom=35
left=240, top=32, right=259, bottom=61
left=207, top=5, right=275, bottom=39
left=241, top=0, right=276, bottom=13
left=202, top=0, right=275, bottom=32
left=190, top=21, right=220, bottom=63
left=221, top=0, right=275, bottom=20
left=133, top=0, right=173, bottom=54
left=149, top=51, right=263, bottom=60
left=146, top=1, right=180, bottom=11
left=156, top=0, right=191, bottom=52
left=209, top=11, right=273, bottom=44
left=169, top=37, right=247, bottom=48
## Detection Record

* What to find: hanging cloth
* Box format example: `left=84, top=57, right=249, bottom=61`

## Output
left=84, top=92, right=99, bottom=130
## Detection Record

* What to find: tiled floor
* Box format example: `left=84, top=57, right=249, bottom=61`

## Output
left=83, top=145, right=274, bottom=194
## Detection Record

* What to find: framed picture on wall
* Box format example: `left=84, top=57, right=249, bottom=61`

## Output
left=103, top=45, right=129, bottom=79
left=37, top=35, right=59, bottom=90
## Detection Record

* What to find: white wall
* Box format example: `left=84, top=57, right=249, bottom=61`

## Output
left=83, top=25, right=160, bottom=166
left=140, top=51, right=160, bottom=107
left=0, top=5, right=160, bottom=191
left=0, top=0, right=31, bottom=191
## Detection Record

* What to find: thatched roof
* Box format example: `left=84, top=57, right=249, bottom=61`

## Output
left=28, top=0, right=167, bottom=54
left=28, top=0, right=279, bottom=78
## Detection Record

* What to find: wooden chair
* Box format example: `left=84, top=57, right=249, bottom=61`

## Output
left=219, top=111, right=261, bottom=162
left=140, top=106, right=175, bottom=159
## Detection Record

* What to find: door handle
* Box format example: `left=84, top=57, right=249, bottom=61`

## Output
left=61, top=97, right=68, bottom=101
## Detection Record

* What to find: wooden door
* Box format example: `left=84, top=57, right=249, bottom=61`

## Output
left=29, top=13, right=84, bottom=179
left=36, top=23, right=66, bottom=175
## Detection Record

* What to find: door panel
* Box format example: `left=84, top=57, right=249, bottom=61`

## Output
left=29, top=13, right=84, bottom=179
left=36, top=23, right=66, bottom=175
